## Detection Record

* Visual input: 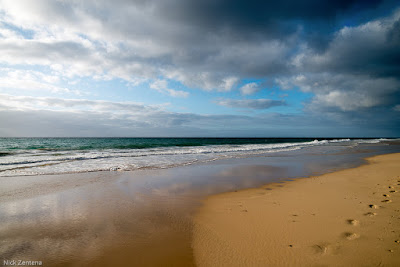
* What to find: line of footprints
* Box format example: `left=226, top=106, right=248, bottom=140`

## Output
left=299, top=178, right=400, bottom=254
left=362, top=178, right=400, bottom=253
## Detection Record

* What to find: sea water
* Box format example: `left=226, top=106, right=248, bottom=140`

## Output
left=0, top=137, right=397, bottom=177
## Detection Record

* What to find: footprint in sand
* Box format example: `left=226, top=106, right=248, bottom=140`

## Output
left=369, top=204, right=379, bottom=209
left=389, top=190, right=397, bottom=193
left=364, top=212, right=377, bottom=216
left=347, top=219, right=359, bottom=226
left=383, top=194, right=390, bottom=197
left=382, top=199, right=392, bottom=203
left=344, top=232, right=360, bottom=240
left=313, top=244, right=329, bottom=254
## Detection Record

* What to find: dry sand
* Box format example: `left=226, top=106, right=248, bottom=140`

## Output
left=193, top=153, right=400, bottom=266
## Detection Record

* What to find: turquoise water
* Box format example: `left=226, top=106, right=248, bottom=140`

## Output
left=0, top=137, right=394, bottom=177
left=0, top=137, right=331, bottom=152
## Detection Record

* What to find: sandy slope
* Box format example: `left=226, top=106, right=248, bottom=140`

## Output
left=193, top=153, right=400, bottom=266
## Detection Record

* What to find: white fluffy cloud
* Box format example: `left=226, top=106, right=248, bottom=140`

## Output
left=277, top=73, right=400, bottom=111
left=163, top=69, right=239, bottom=92
left=240, top=82, right=261, bottom=95
left=0, top=68, right=84, bottom=95
left=149, top=79, right=189, bottom=98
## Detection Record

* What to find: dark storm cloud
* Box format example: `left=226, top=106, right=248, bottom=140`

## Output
left=158, top=0, right=383, bottom=36
left=300, top=18, right=400, bottom=78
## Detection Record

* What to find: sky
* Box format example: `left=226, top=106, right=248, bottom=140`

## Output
left=0, top=0, right=399, bottom=137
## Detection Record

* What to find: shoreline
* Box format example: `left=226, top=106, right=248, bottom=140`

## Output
left=1, top=148, right=399, bottom=266
left=193, top=153, right=400, bottom=266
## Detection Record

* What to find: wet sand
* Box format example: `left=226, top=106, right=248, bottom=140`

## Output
left=193, top=153, right=400, bottom=266
left=0, top=170, right=197, bottom=266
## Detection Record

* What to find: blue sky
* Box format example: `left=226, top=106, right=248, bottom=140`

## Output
left=0, top=0, right=399, bottom=137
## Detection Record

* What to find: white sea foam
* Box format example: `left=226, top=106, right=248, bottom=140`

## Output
left=328, top=138, right=351, bottom=143
left=355, top=138, right=388, bottom=144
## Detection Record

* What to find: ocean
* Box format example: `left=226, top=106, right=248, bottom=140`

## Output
left=0, top=137, right=397, bottom=177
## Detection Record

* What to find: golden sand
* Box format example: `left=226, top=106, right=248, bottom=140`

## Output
left=193, top=153, right=400, bottom=266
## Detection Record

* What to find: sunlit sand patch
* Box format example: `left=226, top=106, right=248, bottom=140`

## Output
left=193, top=153, right=400, bottom=266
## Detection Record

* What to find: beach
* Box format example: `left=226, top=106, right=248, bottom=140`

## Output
left=193, top=153, right=400, bottom=266
left=1, top=139, right=400, bottom=266
left=2, top=0, right=400, bottom=265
